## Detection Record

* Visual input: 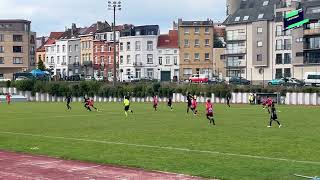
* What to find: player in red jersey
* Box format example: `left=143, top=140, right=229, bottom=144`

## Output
left=88, top=98, right=98, bottom=111
left=266, top=96, right=273, bottom=114
left=191, top=96, right=198, bottom=115
left=153, top=95, right=158, bottom=111
left=206, top=99, right=215, bottom=125
left=6, top=93, right=12, bottom=105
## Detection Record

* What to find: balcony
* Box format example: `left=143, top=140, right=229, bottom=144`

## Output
left=226, top=35, right=246, bottom=41
left=224, top=48, right=246, bottom=55
left=61, top=62, right=67, bottom=65
left=226, top=60, right=246, bottom=68
left=304, top=28, right=320, bottom=36
left=73, top=62, right=80, bottom=67
left=133, top=62, right=143, bottom=67
left=276, top=2, right=292, bottom=9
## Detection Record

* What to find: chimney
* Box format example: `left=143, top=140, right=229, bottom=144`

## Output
left=71, top=23, right=77, bottom=36
left=96, top=21, right=102, bottom=31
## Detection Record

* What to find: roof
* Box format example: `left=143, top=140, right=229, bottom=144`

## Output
left=44, top=39, right=56, bottom=46
left=49, top=32, right=64, bottom=39
left=223, top=0, right=276, bottom=25
left=157, top=30, right=178, bottom=48
left=179, top=20, right=213, bottom=26
left=0, top=19, right=31, bottom=24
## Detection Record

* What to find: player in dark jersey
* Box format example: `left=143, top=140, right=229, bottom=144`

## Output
left=186, top=93, right=192, bottom=113
left=268, top=103, right=282, bottom=128
left=226, top=92, right=231, bottom=107
left=167, top=96, right=173, bottom=111
left=65, top=95, right=72, bottom=110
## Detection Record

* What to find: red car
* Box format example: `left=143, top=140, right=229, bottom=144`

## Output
left=189, top=74, right=209, bottom=83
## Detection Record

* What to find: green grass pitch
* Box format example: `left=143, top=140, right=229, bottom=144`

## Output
left=0, top=102, right=319, bottom=180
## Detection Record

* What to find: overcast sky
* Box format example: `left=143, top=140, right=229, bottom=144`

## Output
left=0, top=0, right=226, bottom=36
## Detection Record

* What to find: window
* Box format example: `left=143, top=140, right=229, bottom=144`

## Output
left=174, top=50, right=178, bottom=54
left=166, top=56, right=170, bottom=64
left=13, top=46, right=22, bottom=53
left=135, top=41, right=141, bottom=51
left=13, top=57, right=23, bottom=64
left=108, top=45, right=112, bottom=52
left=62, top=45, right=66, bottom=52
left=184, top=28, right=190, bottom=34
left=69, top=45, right=72, bottom=52
left=147, top=41, right=153, bottom=51
left=235, top=17, right=240, bottom=22
left=243, top=16, right=249, bottom=21
left=183, top=68, right=192, bottom=76
left=120, top=43, right=124, bottom=51
left=135, top=54, right=141, bottom=63
left=94, top=56, right=98, bottom=64
left=147, top=69, right=154, bottom=78
left=257, top=41, right=263, bottom=47
left=194, top=53, right=200, bottom=60
left=101, top=45, right=105, bottom=52
left=284, top=68, right=291, bottom=78
left=275, top=69, right=283, bottom=79
left=75, top=44, right=79, bottom=52
left=257, top=27, right=263, bottom=34
left=284, top=39, right=291, bottom=50
left=174, top=56, right=178, bottom=65
left=276, top=40, right=283, bottom=50
left=258, top=14, right=264, bottom=19
left=184, top=53, right=190, bottom=61
left=126, top=42, right=131, bottom=51
left=136, top=69, right=141, bottom=78
left=0, top=34, right=4, bottom=41
left=75, top=56, right=79, bottom=63
left=127, top=55, right=131, bottom=64
left=51, top=46, right=55, bottom=53
left=57, top=56, right=60, bottom=64
left=120, top=56, right=123, bottom=64
left=147, top=54, right=153, bottom=64
left=284, top=53, right=291, bottom=64
left=195, top=39, right=200, bottom=47
left=195, top=27, right=200, bottom=34
left=276, top=54, right=283, bottom=64
left=13, top=35, right=22, bottom=42
left=69, top=56, right=72, bottom=64
left=276, top=25, right=283, bottom=36
left=0, top=46, right=4, bottom=53
left=184, top=39, right=189, bottom=47
left=205, top=53, right=210, bottom=60
left=159, top=57, right=162, bottom=65
left=263, top=1, right=269, bottom=6
left=0, top=57, right=4, bottom=64
left=51, top=56, right=54, bottom=63
left=205, top=27, right=210, bottom=34
left=257, top=54, right=262, bottom=61
left=205, top=39, right=210, bottom=46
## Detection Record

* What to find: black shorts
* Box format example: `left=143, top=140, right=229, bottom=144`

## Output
left=168, top=102, right=172, bottom=107
left=188, top=103, right=192, bottom=107
left=153, top=104, right=158, bottom=108
left=124, top=106, right=130, bottom=111
left=207, top=112, right=213, bottom=117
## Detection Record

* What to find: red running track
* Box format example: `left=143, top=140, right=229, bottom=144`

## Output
left=0, top=151, right=206, bottom=180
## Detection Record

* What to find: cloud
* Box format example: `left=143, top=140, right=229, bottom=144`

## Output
left=0, top=0, right=226, bottom=36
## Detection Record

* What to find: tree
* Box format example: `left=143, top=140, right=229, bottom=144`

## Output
left=37, top=59, right=46, bottom=71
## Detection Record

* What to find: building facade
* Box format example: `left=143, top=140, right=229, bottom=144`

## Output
left=178, top=19, right=214, bottom=80
left=157, top=30, right=179, bottom=81
left=0, top=19, right=36, bottom=79
left=119, top=25, right=160, bottom=82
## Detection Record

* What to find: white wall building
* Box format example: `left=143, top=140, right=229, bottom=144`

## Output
left=119, top=25, right=160, bottom=82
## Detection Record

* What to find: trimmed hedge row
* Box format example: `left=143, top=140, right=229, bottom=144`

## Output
left=3, top=80, right=320, bottom=98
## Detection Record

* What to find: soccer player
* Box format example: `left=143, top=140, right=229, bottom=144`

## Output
left=186, top=93, right=192, bottom=113
left=65, top=95, right=72, bottom=110
left=206, top=99, right=215, bottom=125
left=153, top=95, right=158, bottom=111
left=124, top=96, right=133, bottom=117
left=167, top=96, right=173, bottom=111
left=268, top=103, right=282, bottom=128
left=89, top=98, right=98, bottom=111
left=6, top=93, right=12, bottom=105
left=191, top=96, right=198, bottom=115
left=226, top=92, right=231, bottom=107
left=266, top=96, right=273, bottom=114
left=84, top=97, right=91, bottom=111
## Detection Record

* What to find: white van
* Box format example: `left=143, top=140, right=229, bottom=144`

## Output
left=304, top=72, right=320, bottom=86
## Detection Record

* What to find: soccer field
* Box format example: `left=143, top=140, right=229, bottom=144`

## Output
left=0, top=102, right=319, bottom=180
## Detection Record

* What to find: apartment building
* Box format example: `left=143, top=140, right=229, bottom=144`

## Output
left=36, top=32, right=63, bottom=65
left=119, top=25, right=160, bottom=82
left=93, top=26, right=120, bottom=79
left=157, top=30, right=179, bottom=81
left=224, top=0, right=320, bottom=83
left=0, top=19, right=36, bottom=79
left=80, top=21, right=110, bottom=77
left=177, top=19, right=214, bottom=80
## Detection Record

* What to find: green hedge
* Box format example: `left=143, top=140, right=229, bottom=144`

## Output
left=4, top=80, right=320, bottom=98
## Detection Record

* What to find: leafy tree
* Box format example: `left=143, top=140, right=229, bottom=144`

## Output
left=37, top=59, right=46, bottom=71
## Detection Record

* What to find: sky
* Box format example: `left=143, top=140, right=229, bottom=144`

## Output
left=0, top=0, right=226, bottom=37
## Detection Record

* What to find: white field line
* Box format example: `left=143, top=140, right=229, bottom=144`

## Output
left=5, top=114, right=107, bottom=121
left=0, top=131, right=319, bottom=166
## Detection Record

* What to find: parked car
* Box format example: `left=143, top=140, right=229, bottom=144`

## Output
left=229, top=77, right=250, bottom=85
left=0, top=78, right=11, bottom=82
left=304, top=72, right=320, bottom=86
left=67, top=75, right=81, bottom=81
left=208, top=77, right=226, bottom=84
left=95, top=76, right=104, bottom=81
left=268, top=78, right=305, bottom=87
left=268, top=78, right=286, bottom=86
left=288, top=78, right=305, bottom=87
left=84, top=76, right=94, bottom=81
left=15, top=76, right=30, bottom=81
left=189, top=74, right=209, bottom=83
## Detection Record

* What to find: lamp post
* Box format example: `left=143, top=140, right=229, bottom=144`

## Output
left=108, top=1, right=121, bottom=85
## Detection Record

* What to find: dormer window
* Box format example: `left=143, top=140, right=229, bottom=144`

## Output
left=258, top=14, right=264, bottom=19
left=263, top=1, right=269, bottom=6
left=243, top=16, right=249, bottom=21
left=235, top=17, right=240, bottom=22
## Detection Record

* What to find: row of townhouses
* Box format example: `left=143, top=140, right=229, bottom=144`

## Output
left=1, top=0, right=319, bottom=83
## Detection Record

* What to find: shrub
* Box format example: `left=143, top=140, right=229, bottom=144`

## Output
left=15, top=80, right=35, bottom=91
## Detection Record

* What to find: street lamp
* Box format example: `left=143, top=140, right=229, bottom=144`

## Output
left=108, top=1, right=122, bottom=85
